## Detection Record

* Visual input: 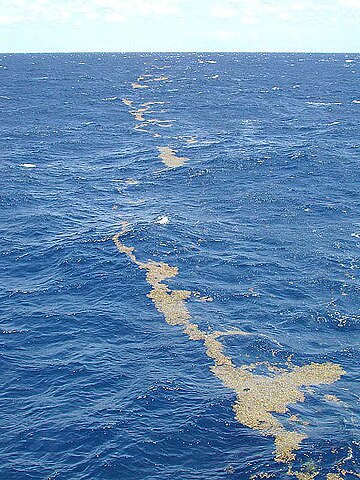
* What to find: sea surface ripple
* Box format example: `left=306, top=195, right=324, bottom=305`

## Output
left=0, top=53, right=359, bottom=480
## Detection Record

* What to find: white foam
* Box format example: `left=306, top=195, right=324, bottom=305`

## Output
left=352, top=100, right=360, bottom=104
left=155, top=216, right=170, bottom=225
left=19, top=163, right=36, bottom=168
left=306, top=101, right=342, bottom=106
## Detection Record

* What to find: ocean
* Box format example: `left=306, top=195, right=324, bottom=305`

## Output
left=0, top=52, right=359, bottom=480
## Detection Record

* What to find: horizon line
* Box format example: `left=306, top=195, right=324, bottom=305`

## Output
left=1, top=50, right=359, bottom=55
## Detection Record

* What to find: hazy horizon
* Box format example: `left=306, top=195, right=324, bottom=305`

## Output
left=0, top=0, right=359, bottom=54
left=1, top=50, right=359, bottom=54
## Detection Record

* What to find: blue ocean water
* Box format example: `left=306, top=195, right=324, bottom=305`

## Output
left=0, top=52, right=359, bottom=480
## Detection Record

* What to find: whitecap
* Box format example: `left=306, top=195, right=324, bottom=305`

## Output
left=2, top=329, right=25, bottom=334
left=155, top=216, right=170, bottom=225
left=306, top=101, right=342, bottom=106
left=352, top=100, right=360, bottom=104
left=19, top=163, right=36, bottom=168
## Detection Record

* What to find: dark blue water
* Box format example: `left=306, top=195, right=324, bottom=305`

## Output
left=0, top=53, right=359, bottom=480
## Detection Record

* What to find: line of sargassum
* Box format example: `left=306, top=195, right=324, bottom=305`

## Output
left=122, top=73, right=191, bottom=168
left=113, top=222, right=345, bottom=471
left=116, top=71, right=349, bottom=479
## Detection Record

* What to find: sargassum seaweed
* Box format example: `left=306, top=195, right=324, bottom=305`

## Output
left=157, top=146, right=189, bottom=168
left=113, top=223, right=345, bottom=466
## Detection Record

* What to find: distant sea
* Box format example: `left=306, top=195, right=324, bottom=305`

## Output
left=0, top=53, right=359, bottom=480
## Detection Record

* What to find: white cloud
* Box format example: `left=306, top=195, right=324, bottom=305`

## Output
left=208, top=0, right=360, bottom=24
left=0, top=0, right=182, bottom=24
left=241, top=12, right=259, bottom=24
left=1, top=0, right=359, bottom=27
left=105, top=12, right=126, bottom=23
left=337, top=0, right=360, bottom=8
left=209, top=5, right=239, bottom=19
left=0, top=14, right=24, bottom=24
left=137, top=0, right=181, bottom=16
left=213, top=29, right=241, bottom=40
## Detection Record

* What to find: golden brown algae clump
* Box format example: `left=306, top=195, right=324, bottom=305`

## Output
left=157, top=146, right=189, bottom=168
left=131, top=82, right=149, bottom=89
left=122, top=98, right=133, bottom=106
left=112, top=223, right=345, bottom=466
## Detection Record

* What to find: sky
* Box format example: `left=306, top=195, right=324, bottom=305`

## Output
left=0, top=0, right=359, bottom=53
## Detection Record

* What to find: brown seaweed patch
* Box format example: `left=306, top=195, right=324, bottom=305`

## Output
left=137, top=74, right=153, bottom=81
left=126, top=101, right=169, bottom=128
left=289, top=415, right=310, bottom=426
left=130, top=108, right=147, bottom=121
left=324, top=394, right=341, bottom=403
left=130, top=102, right=165, bottom=122
left=132, top=82, right=149, bottom=89
left=288, top=463, right=319, bottom=480
left=152, top=76, right=169, bottom=81
left=142, top=101, right=165, bottom=107
left=341, top=471, right=360, bottom=478
left=112, top=224, right=346, bottom=466
left=294, top=473, right=318, bottom=480
left=157, top=146, right=189, bottom=168
left=122, top=98, right=133, bottom=106
left=220, top=362, right=345, bottom=463
left=140, top=76, right=169, bottom=82
left=327, top=475, right=344, bottom=480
